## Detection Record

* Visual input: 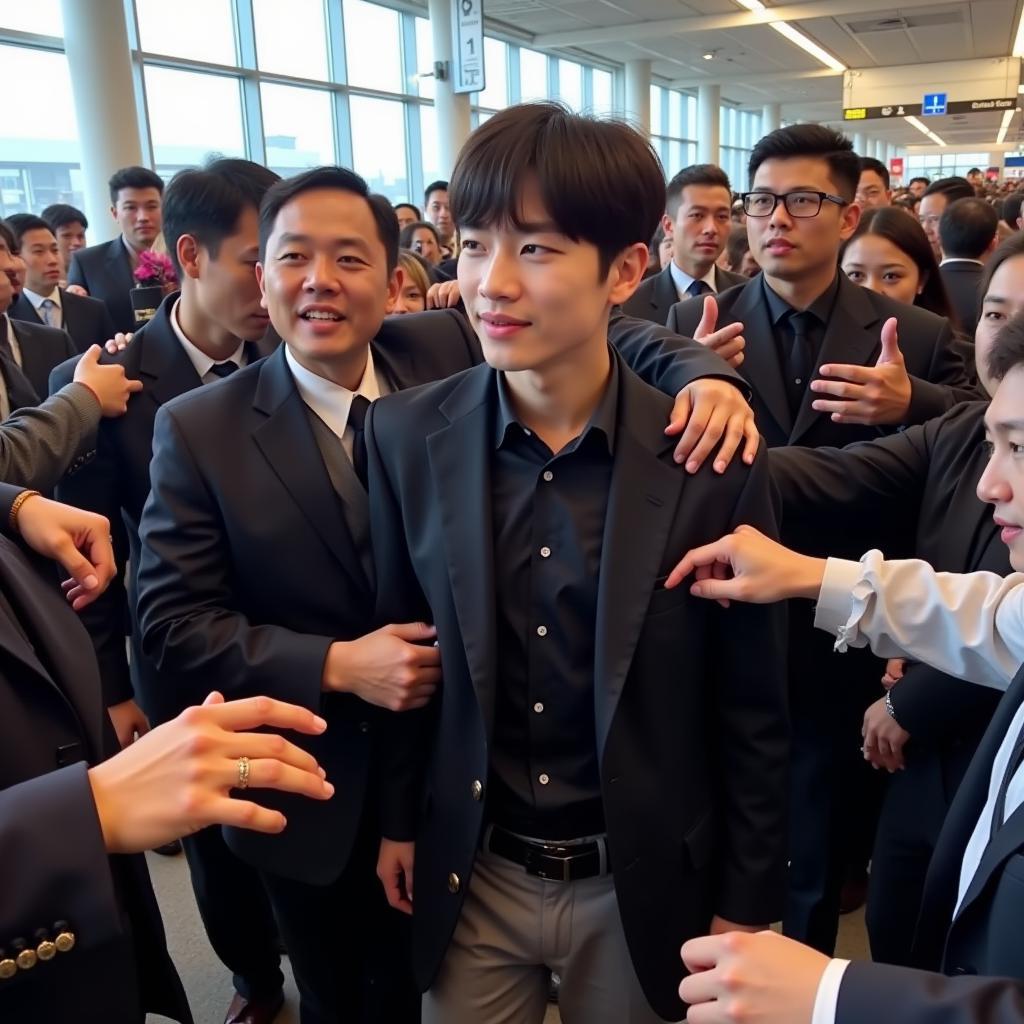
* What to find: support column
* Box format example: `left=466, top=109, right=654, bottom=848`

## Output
left=698, top=84, right=721, bottom=166
left=60, top=0, right=144, bottom=242
left=624, top=60, right=651, bottom=136
left=852, top=131, right=866, bottom=155
left=427, top=0, right=472, bottom=180
left=761, top=102, right=781, bottom=135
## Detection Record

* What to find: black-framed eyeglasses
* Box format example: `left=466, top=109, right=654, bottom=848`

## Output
left=741, top=191, right=848, bottom=218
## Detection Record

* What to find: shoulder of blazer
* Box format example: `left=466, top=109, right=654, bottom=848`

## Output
left=11, top=317, right=71, bottom=351
left=371, top=362, right=486, bottom=438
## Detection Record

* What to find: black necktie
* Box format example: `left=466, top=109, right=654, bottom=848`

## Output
left=348, top=395, right=371, bottom=488
left=784, top=310, right=814, bottom=417
left=209, top=360, right=239, bottom=379
left=990, top=722, right=1024, bottom=840
left=687, top=279, right=712, bottom=299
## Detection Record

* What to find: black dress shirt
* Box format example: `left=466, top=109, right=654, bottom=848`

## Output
left=488, top=356, right=619, bottom=840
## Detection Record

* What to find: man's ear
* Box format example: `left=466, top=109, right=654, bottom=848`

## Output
left=607, top=242, right=649, bottom=306
left=176, top=234, right=202, bottom=281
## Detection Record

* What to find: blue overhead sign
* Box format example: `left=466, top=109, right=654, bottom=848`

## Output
left=923, top=92, right=948, bottom=116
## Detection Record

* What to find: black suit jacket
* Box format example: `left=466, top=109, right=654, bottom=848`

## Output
left=10, top=290, right=117, bottom=355
left=621, top=263, right=748, bottom=325
left=50, top=294, right=273, bottom=716
left=67, top=237, right=138, bottom=334
left=135, top=309, right=741, bottom=886
left=366, top=353, right=789, bottom=1020
left=667, top=272, right=978, bottom=450
left=0, top=483, right=189, bottom=1023
left=8, top=318, right=76, bottom=405
left=940, top=260, right=984, bottom=337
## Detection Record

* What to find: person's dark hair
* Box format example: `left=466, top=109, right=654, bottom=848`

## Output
left=968, top=167, right=982, bottom=176
left=0, top=220, right=17, bottom=252
left=986, top=310, right=1024, bottom=383
left=41, top=202, right=88, bottom=232
left=108, top=165, right=164, bottom=204
left=258, top=165, right=399, bottom=274
left=747, top=124, right=860, bottom=200
left=424, top=180, right=449, bottom=205
left=858, top=156, right=890, bottom=190
left=938, top=197, right=999, bottom=261
left=979, top=232, right=1024, bottom=312
left=4, top=213, right=51, bottom=247
left=394, top=201, right=422, bottom=219
left=1000, top=190, right=1024, bottom=230
left=665, top=164, right=732, bottom=217
left=449, top=101, right=665, bottom=277
left=893, top=194, right=918, bottom=212
left=841, top=206, right=953, bottom=320
left=725, top=225, right=751, bottom=273
left=921, top=176, right=974, bottom=203
left=163, top=158, right=281, bottom=276
left=399, top=221, right=440, bottom=249
left=909, top=176, right=930, bottom=188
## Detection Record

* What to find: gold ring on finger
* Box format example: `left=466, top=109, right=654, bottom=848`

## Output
left=237, top=756, right=251, bottom=790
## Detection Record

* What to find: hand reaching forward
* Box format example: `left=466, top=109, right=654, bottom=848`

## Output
left=692, top=295, right=746, bottom=369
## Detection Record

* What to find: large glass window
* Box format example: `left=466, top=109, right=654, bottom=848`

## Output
left=419, top=105, right=443, bottom=192
left=476, top=38, right=507, bottom=110
left=557, top=59, right=583, bottom=112
left=260, top=83, right=335, bottom=175
left=253, top=0, right=329, bottom=80
left=520, top=47, right=548, bottom=102
left=349, top=95, right=409, bottom=200
left=414, top=17, right=435, bottom=99
left=344, top=0, right=402, bottom=93
left=592, top=69, right=613, bottom=115
left=136, top=0, right=237, bottom=65
left=0, top=0, right=62, bottom=35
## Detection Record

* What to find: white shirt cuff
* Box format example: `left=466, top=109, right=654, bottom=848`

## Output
left=814, top=556, right=876, bottom=651
left=811, top=958, right=851, bottom=1024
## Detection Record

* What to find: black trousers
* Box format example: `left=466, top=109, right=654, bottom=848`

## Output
left=181, top=825, right=284, bottom=1000
left=260, top=811, right=420, bottom=1024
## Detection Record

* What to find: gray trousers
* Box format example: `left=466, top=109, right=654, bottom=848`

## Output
left=422, top=845, right=680, bottom=1024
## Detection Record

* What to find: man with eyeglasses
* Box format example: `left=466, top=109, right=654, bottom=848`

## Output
left=667, top=123, right=978, bottom=958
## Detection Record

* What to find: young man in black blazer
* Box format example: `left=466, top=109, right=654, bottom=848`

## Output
left=369, top=103, right=789, bottom=1024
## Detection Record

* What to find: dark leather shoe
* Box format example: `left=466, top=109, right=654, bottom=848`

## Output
left=223, top=990, right=284, bottom=1024
left=152, top=839, right=182, bottom=856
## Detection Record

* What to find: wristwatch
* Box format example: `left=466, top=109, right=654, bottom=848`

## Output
left=884, top=690, right=899, bottom=724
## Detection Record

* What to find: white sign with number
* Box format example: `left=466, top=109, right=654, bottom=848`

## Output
left=453, top=0, right=485, bottom=95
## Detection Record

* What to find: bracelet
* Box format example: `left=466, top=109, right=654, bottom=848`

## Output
left=884, top=690, right=899, bottom=724
left=8, top=490, right=40, bottom=532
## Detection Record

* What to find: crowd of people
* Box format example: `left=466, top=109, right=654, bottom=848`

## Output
left=1, top=100, right=1024, bottom=1024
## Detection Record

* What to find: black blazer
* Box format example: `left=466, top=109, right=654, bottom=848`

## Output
left=134, top=309, right=739, bottom=886
left=10, top=290, right=116, bottom=355
left=50, top=294, right=272, bottom=717
left=940, top=260, right=984, bottom=337
left=621, top=263, right=748, bottom=325
left=366, top=353, right=789, bottom=1021
left=7, top=318, right=76, bottom=404
left=667, top=272, right=979, bottom=450
left=0, top=483, right=189, bottom=1023
left=67, top=237, right=137, bottom=334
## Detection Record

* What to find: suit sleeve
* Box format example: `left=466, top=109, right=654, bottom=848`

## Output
left=905, top=318, right=983, bottom=424
left=837, top=960, right=1024, bottom=1024
left=607, top=312, right=749, bottom=399
left=711, top=446, right=790, bottom=923
left=136, top=405, right=334, bottom=712
left=66, top=254, right=87, bottom=292
left=887, top=661, right=1000, bottom=746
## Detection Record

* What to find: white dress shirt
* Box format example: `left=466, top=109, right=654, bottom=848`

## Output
left=23, top=286, right=63, bottom=328
left=169, top=299, right=247, bottom=385
left=284, top=345, right=386, bottom=459
left=5, top=314, right=22, bottom=368
left=668, top=261, right=719, bottom=300
left=810, top=553, right=1024, bottom=1023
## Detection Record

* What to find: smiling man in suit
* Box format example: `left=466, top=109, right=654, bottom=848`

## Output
left=370, top=103, right=789, bottom=1024
left=68, top=166, right=164, bottom=333
left=622, top=164, right=745, bottom=327
left=7, top=215, right=116, bottom=354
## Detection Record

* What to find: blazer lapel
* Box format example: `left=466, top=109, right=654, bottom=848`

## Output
left=11, top=294, right=43, bottom=327
left=732, top=281, right=792, bottom=439
left=427, top=365, right=498, bottom=734
left=790, top=276, right=880, bottom=445
left=137, top=297, right=205, bottom=407
left=594, top=363, right=685, bottom=761
left=251, top=346, right=370, bottom=595
left=956, top=792, right=1024, bottom=922
left=60, top=290, right=82, bottom=338
left=651, top=266, right=679, bottom=323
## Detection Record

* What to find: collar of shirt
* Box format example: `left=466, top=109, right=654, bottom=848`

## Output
left=284, top=343, right=381, bottom=442
left=22, top=286, right=62, bottom=313
left=762, top=272, right=840, bottom=329
left=668, top=260, right=717, bottom=300
left=493, top=348, right=619, bottom=456
left=940, top=257, right=984, bottom=267
left=170, top=299, right=246, bottom=380
left=4, top=314, right=21, bottom=365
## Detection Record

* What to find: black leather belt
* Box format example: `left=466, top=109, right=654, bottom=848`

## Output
left=487, top=826, right=609, bottom=882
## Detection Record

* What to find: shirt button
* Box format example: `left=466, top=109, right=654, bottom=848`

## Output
left=542, top=470, right=554, bottom=482
left=540, top=546, right=551, bottom=558
left=533, top=702, right=544, bottom=713
left=795, top=378, right=802, bottom=385
left=536, top=625, right=548, bottom=637
left=538, top=773, right=550, bottom=785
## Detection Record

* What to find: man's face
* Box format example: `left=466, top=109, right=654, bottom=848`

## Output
left=256, top=188, right=399, bottom=376
left=189, top=206, right=270, bottom=343
left=976, top=254, right=1024, bottom=397
left=909, top=180, right=928, bottom=198
left=395, top=206, right=418, bottom=230
left=409, top=226, right=441, bottom=265
left=978, top=364, right=1024, bottom=571
left=458, top=182, right=640, bottom=374
left=0, top=236, right=15, bottom=313
left=54, top=220, right=87, bottom=269
left=664, top=184, right=732, bottom=276
left=20, top=227, right=63, bottom=295
left=918, top=193, right=947, bottom=259
left=425, top=189, right=453, bottom=243
left=968, top=170, right=983, bottom=186
left=746, top=157, right=858, bottom=283
left=855, top=170, right=891, bottom=209
left=112, top=186, right=162, bottom=250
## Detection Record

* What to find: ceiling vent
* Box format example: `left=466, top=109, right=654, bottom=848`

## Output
left=845, top=10, right=965, bottom=33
